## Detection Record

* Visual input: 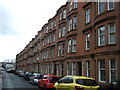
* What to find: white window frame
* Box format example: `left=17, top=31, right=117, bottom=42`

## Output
left=108, top=0, right=114, bottom=10
left=74, top=0, right=78, bottom=9
left=58, top=45, right=61, bottom=56
left=60, top=64, right=64, bottom=77
left=98, top=26, right=105, bottom=46
left=69, top=2, right=73, bottom=11
left=86, top=8, right=90, bottom=24
left=68, top=40, right=71, bottom=53
left=68, top=19, right=72, bottom=31
left=86, top=33, right=90, bottom=50
left=72, top=62, right=76, bottom=75
left=59, top=28, right=62, bottom=38
left=72, top=39, right=76, bottom=52
left=98, top=0, right=105, bottom=14
left=62, top=26, right=66, bottom=37
left=86, top=61, right=90, bottom=77
left=61, top=44, right=65, bottom=56
left=108, top=23, right=116, bottom=44
left=63, top=9, right=66, bottom=19
left=73, top=16, right=77, bottom=29
left=98, top=60, right=106, bottom=82
left=60, top=12, right=62, bottom=21
left=109, top=59, right=117, bottom=83
left=67, top=62, right=70, bottom=75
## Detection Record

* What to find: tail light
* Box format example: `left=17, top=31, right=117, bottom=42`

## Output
left=75, top=86, right=84, bottom=90
left=46, top=80, right=50, bottom=83
left=35, top=77, right=38, bottom=79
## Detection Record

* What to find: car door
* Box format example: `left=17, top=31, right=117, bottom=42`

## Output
left=55, top=77, right=68, bottom=90
left=62, top=77, right=74, bottom=90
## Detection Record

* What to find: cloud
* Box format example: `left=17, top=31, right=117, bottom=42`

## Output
left=0, top=3, right=19, bottom=36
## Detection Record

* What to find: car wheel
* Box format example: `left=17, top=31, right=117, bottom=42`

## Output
left=44, top=85, right=47, bottom=90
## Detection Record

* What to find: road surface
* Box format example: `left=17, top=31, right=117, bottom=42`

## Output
left=2, top=72, right=40, bottom=90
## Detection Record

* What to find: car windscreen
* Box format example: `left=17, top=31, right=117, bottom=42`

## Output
left=76, top=79, right=98, bottom=86
left=49, top=77, right=59, bottom=83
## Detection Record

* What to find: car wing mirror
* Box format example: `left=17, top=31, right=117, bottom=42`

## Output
left=58, top=81, right=61, bottom=84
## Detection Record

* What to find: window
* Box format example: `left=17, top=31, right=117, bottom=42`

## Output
left=74, top=0, right=78, bottom=9
left=67, top=62, right=70, bottom=75
left=86, top=34, right=90, bottom=50
left=86, top=8, right=90, bottom=24
left=108, top=23, right=116, bottom=44
left=53, top=33, right=55, bottom=42
left=60, top=64, right=64, bottom=77
left=108, top=0, right=114, bottom=10
left=62, top=26, right=66, bottom=37
left=59, top=28, right=62, bottom=38
left=53, top=20, right=56, bottom=27
left=98, top=0, right=105, bottom=14
left=98, top=60, right=106, bottom=82
left=63, top=9, right=66, bottom=19
left=61, top=44, right=65, bottom=56
left=73, top=16, right=77, bottom=29
left=98, top=26, right=105, bottom=46
left=109, top=59, right=116, bottom=83
left=56, top=64, right=59, bottom=76
left=68, top=40, right=71, bottom=53
left=60, top=12, right=62, bottom=21
left=48, top=64, right=50, bottom=74
left=51, top=47, right=54, bottom=58
left=86, top=61, right=90, bottom=77
left=72, top=39, right=76, bottom=52
left=72, top=62, right=76, bottom=75
left=51, top=22, right=53, bottom=29
left=58, top=45, right=61, bottom=56
left=67, top=77, right=73, bottom=83
left=69, top=2, right=73, bottom=11
left=68, top=19, right=72, bottom=31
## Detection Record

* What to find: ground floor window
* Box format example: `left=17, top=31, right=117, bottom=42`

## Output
left=109, top=59, right=117, bottom=83
left=67, top=62, right=70, bottom=75
left=72, top=62, right=76, bottom=75
left=86, top=61, right=90, bottom=77
left=60, top=64, right=64, bottom=77
left=98, top=59, right=106, bottom=82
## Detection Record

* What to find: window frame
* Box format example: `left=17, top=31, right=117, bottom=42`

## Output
left=108, top=23, right=116, bottom=44
left=109, top=59, right=117, bottom=83
left=86, top=8, right=90, bottom=24
left=98, top=26, right=105, bottom=46
left=86, top=33, right=90, bottom=50
left=107, top=0, right=114, bottom=10
left=98, top=59, right=106, bottom=82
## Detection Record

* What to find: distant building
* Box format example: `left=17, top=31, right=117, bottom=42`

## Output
left=16, top=0, right=120, bottom=85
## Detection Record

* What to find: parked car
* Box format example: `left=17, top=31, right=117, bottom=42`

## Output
left=24, top=72, right=33, bottom=80
left=29, top=73, right=43, bottom=84
left=38, top=75, right=60, bottom=89
left=54, top=75, right=100, bottom=90
left=18, top=70, right=25, bottom=77
left=6, top=69, right=16, bottom=73
left=15, top=70, right=20, bottom=75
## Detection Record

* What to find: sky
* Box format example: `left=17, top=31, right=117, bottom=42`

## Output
left=0, top=0, right=67, bottom=62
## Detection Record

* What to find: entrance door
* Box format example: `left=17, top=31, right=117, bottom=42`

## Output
left=77, top=62, right=82, bottom=76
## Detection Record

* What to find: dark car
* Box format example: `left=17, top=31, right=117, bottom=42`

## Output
left=6, top=69, right=16, bottom=73
left=18, top=70, right=25, bottom=77
left=29, top=73, right=43, bottom=84
left=24, top=72, right=33, bottom=80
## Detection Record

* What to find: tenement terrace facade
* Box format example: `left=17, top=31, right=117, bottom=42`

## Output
left=16, top=0, right=120, bottom=85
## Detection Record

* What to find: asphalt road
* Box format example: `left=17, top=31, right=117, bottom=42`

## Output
left=2, top=72, right=41, bottom=90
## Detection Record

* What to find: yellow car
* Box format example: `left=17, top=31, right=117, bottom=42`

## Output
left=54, top=76, right=100, bottom=90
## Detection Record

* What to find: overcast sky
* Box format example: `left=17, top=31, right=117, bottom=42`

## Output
left=0, top=0, right=67, bottom=62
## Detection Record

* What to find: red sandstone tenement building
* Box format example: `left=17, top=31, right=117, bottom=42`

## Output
left=16, top=0, right=120, bottom=85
